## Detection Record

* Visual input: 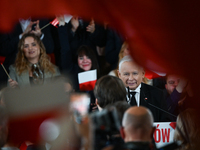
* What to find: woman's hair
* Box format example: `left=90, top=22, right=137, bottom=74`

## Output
left=77, top=45, right=100, bottom=75
left=174, top=108, right=200, bottom=150
left=118, top=41, right=129, bottom=61
left=94, top=75, right=126, bottom=108
left=113, top=41, right=128, bottom=77
left=15, top=33, right=55, bottom=75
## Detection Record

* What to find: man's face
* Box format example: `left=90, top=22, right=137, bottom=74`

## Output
left=118, top=61, right=144, bottom=90
left=165, top=75, right=180, bottom=95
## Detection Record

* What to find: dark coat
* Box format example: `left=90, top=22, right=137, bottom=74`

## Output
left=129, top=83, right=169, bottom=122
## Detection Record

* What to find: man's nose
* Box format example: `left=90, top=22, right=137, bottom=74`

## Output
left=129, top=74, right=134, bottom=80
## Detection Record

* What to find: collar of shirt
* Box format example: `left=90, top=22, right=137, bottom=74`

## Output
left=130, top=83, right=141, bottom=93
left=126, top=84, right=141, bottom=106
left=19, top=17, right=31, bottom=32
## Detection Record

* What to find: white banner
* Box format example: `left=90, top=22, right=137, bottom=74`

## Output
left=153, top=122, right=176, bottom=148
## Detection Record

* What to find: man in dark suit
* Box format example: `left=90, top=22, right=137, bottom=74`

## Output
left=0, top=18, right=54, bottom=89
left=118, top=56, right=168, bottom=122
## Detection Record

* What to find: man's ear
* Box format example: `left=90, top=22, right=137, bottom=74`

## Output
left=150, top=127, right=156, bottom=139
left=118, top=70, right=121, bottom=78
left=120, top=126, right=125, bottom=139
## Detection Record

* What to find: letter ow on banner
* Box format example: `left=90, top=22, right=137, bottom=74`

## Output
left=153, top=122, right=176, bottom=148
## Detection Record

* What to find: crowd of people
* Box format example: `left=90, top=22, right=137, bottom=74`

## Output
left=0, top=16, right=199, bottom=150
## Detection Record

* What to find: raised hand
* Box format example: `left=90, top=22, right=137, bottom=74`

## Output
left=22, top=21, right=36, bottom=36
left=71, top=17, right=79, bottom=32
left=56, top=15, right=65, bottom=26
left=31, top=20, right=42, bottom=37
left=86, top=19, right=95, bottom=33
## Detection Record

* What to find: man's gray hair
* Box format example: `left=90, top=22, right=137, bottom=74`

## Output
left=118, top=55, right=133, bottom=72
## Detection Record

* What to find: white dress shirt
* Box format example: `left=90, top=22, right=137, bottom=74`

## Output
left=126, top=84, right=141, bottom=106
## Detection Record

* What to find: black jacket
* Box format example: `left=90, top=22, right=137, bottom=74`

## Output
left=129, top=83, right=169, bottom=122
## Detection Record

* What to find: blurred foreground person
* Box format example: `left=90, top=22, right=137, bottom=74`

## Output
left=174, top=109, right=200, bottom=150
left=0, top=106, right=8, bottom=149
left=0, top=105, right=21, bottom=150
left=3, top=80, right=77, bottom=150
left=8, top=33, right=60, bottom=88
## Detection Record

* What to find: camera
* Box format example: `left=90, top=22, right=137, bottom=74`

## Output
left=90, top=106, right=122, bottom=150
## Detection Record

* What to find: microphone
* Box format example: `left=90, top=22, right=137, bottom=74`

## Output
left=144, top=97, right=177, bottom=118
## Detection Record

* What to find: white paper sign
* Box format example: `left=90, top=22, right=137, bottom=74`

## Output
left=153, top=122, right=176, bottom=148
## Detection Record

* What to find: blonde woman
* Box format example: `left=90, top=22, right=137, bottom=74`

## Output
left=108, top=41, right=129, bottom=77
left=8, top=33, right=60, bottom=88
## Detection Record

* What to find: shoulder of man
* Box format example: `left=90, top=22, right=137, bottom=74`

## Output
left=141, top=82, right=163, bottom=94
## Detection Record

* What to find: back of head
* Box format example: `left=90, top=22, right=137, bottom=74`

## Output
left=105, top=101, right=130, bottom=126
left=94, top=75, right=126, bottom=108
left=174, top=108, right=200, bottom=150
left=122, top=106, right=154, bottom=142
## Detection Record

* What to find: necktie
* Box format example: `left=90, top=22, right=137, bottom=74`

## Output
left=31, top=64, right=44, bottom=85
left=130, top=92, right=137, bottom=106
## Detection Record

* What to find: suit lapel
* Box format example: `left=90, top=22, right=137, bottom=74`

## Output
left=140, top=83, right=149, bottom=107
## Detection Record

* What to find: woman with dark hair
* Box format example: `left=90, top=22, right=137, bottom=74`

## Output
left=77, top=45, right=100, bottom=75
left=58, top=23, right=101, bottom=111
left=8, top=33, right=60, bottom=88
left=57, top=20, right=100, bottom=91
